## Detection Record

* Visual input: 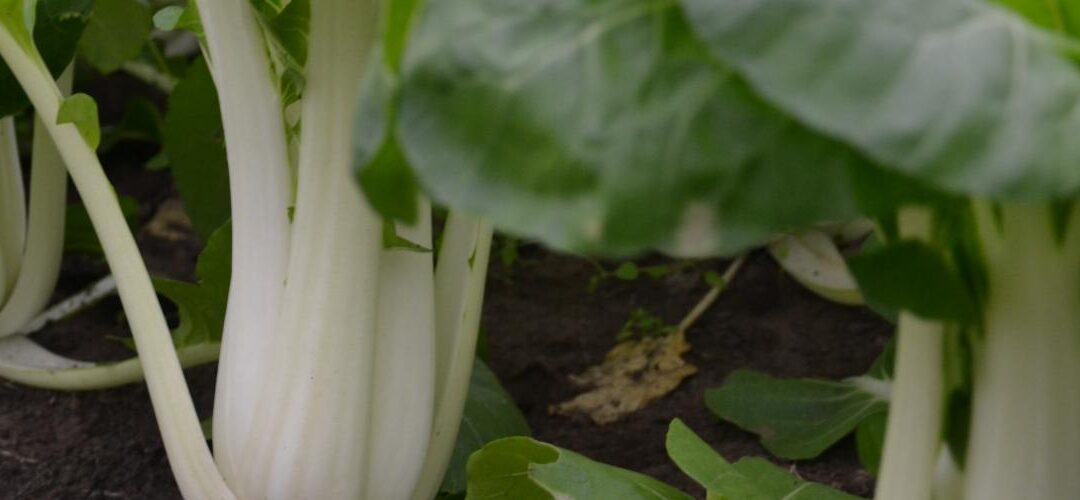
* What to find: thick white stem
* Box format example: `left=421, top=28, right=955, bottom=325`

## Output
left=0, top=25, right=232, bottom=499
left=366, top=200, right=436, bottom=500
left=963, top=203, right=1080, bottom=500
left=0, top=115, right=25, bottom=300
left=229, top=0, right=381, bottom=497
left=411, top=213, right=494, bottom=500
left=875, top=208, right=944, bottom=500
left=0, top=69, right=70, bottom=335
left=194, top=0, right=293, bottom=484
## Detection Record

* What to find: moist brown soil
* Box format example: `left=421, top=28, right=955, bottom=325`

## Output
left=0, top=75, right=891, bottom=500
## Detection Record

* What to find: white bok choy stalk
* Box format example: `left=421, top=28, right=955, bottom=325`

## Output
left=0, top=69, right=69, bottom=336
left=195, top=0, right=495, bottom=494
left=0, top=0, right=495, bottom=496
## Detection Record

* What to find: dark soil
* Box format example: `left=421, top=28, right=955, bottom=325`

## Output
left=0, top=74, right=891, bottom=500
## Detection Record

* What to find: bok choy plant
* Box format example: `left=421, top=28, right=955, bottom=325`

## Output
left=0, top=0, right=498, bottom=498
left=366, top=0, right=1080, bottom=497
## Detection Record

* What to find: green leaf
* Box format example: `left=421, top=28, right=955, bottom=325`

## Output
left=666, top=419, right=860, bottom=500
left=257, top=0, right=308, bottom=105
left=56, top=92, right=100, bottom=149
left=0, top=0, right=91, bottom=117
left=396, top=0, right=864, bottom=256
left=994, top=0, right=1080, bottom=34
left=162, top=57, right=231, bottom=240
left=440, top=360, right=531, bottom=496
left=382, top=219, right=431, bottom=252
left=153, top=2, right=201, bottom=38
left=614, top=262, right=639, bottom=281
left=64, top=195, right=139, bottom=255
left=355, top=51, right=421, bottom=224
left=152, top=221, right=231, bottom=347
left=77, top=0, right=151, bottom=74
left=705, top=370, right=888, bottom=460
left=682, top=0, right=1080, bottom=199
left=467, top=437, right=689, bottom=500
left=849, top=241, right=977, bottom=322
left=99, top=96, right=162, bottom=151
left=855, top=412, right=887, bottom=475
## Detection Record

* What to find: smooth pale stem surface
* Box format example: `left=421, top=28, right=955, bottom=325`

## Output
left=366, top=199, right=436, bottom=500
left=875, top=207, right=944, bottom=500
left=0, top=69, right=71, bottom=336
left=0, top=116, right=25, bottom=300
left=0, top=336, right=219, bottom=391
left=230, top=0, right=381, bottom=497
left=411, top=213, right=494, bottom=500
left=14, top=274, right=115, bottom=335
left=195, top=0, right=293, bottom=483
left=768, top=230, right=864, bottom=306
left=964, top=203, right=1080, bottom=500
left=0, top=25, right=233, bottom=499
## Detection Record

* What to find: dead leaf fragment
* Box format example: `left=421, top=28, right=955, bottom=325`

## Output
left=551, top=330, right=697, bottom=425
left=145, top=198, right=193, bottom=242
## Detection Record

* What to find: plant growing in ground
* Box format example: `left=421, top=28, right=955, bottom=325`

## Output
left=366, top=0, right=1080, bottom=497
left=0, top=0, right=531, bottom=498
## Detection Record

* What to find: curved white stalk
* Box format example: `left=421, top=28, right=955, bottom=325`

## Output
left=411, top=213, right=494, bottom=500
left=768, top=229, right=863, bottom=305
left=0, top=336, right=218, bottom=391
left=0, top=25, right=233, bottom=499
left=0, top=69, right=70, bottom=335
left=228, top=0, right=382, bottom=497
left=194, top=0, right=293, bottom=483
left=963, top=203, right=1080, bottom=500
left=366, top=199, right=436, bottom=500
left=875, top=208, right=944, bottom=500
left=0, top=115, right=25, bottom=301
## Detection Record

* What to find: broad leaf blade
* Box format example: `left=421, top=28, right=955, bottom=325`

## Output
left=77, top=0, right=151, bottom=73
left=0, top=0, right=91, bottom=117
left=705, top=370, right=888, bottom=460
left=162, top=56, right=230, bottom=240
left=849, top=240, right=977, bottom=322
left=467, top=437, right=689, bottom=500
left=440, top=360, right=531, bottom=495
left=666, top=420, right=860, bottom=500
left=683, top=0, right=1080, bottom=198
left=397, top=0, right=864, bottom=256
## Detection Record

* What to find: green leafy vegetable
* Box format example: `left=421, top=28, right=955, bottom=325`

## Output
left=77, top=0, right=152, bottom=74
left=706, top=370, right=888, bottom=460
left=162, top=57, right=230, bottom=240
left=439, top=360, right=530, bottom=496
left=153, top=221, right=231, bottom=347
left=55, top=92, right=100, bottom=149
left=467, top=436, right=689, bottom=500
left=666, top=419, right=860, bottom=500
left=393, top=0, right=864, bottom=256
left=0, top=0, right=91, bottom=117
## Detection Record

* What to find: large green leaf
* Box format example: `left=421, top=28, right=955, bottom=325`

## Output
left=682, top=0, right=1080, bottom=199
left=665, top=419, right=861, bottom=500
left=848, top=240, right=977, bottom=322
left=0, top=0, right=92, bottom=117
left=396, top=0, right=865, bottom=256
left=440, top=360, right=531, bottom=495
left=467, top=436, right=690, bottom=500
left=77, top=0, right=151, bottom=73
left=705, top=370, right=888, bottom=460
left=162, top=56, right=230, bottom=240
